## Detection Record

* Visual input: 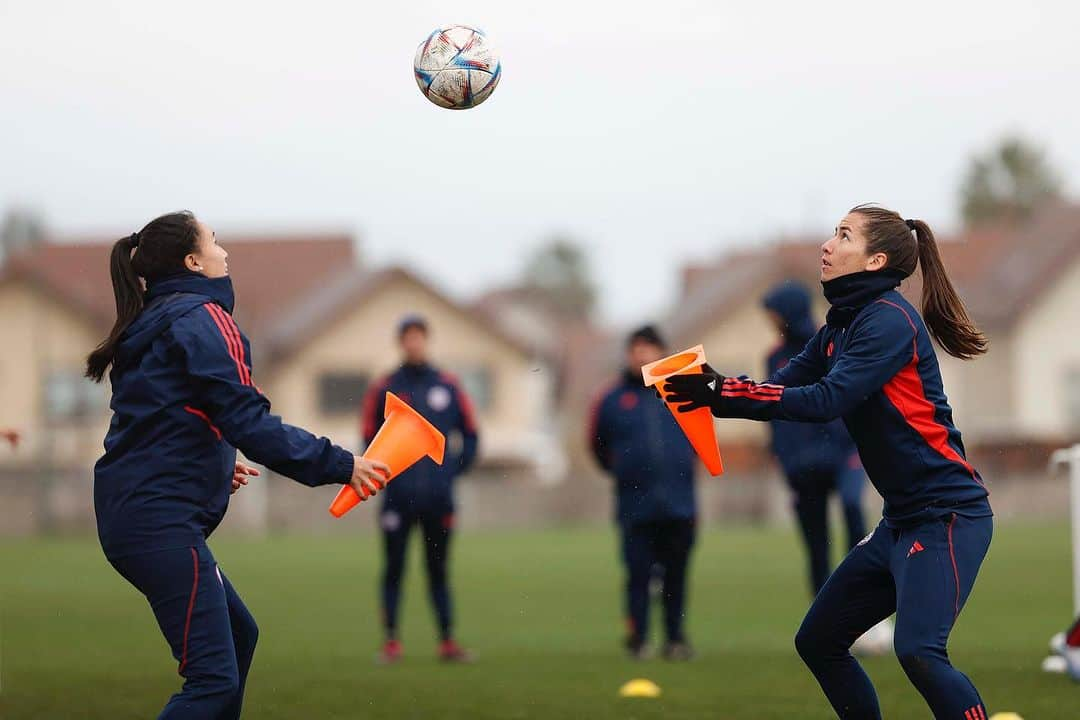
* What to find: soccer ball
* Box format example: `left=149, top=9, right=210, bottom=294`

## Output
left=413, top=25, right=501, bottom=110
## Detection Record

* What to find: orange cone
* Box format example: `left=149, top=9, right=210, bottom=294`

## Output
left=641, top=345, right=724, bottom=476
left=329, top=392, right=446, bottom=517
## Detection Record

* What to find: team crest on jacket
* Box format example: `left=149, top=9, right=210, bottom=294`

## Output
left=381, top=510, right=402, bottom=531
left=428, top=385, right=452, bottom=411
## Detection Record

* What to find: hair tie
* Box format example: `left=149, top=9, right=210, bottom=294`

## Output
left=128, top=232, right=141, bottom=249
left=904, top=219, right=916, bottom=231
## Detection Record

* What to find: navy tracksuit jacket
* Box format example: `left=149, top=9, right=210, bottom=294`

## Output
left=95, top=273, right=353, bottom=559
left=361, top=363, right=479, bottom=515
left=589, top=370, right=697, bottom=525
left=94, top=272, right=353, bottom=719
left=361, top=362, right=478, bottom=638
left=714, top=269, right=993, bottom=719
left=590, top=370, right=697, bottom=644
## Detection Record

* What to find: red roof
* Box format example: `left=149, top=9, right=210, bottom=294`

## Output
left=1, top=233, right=357, bottom=336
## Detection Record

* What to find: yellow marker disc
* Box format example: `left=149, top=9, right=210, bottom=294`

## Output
left=619, top=678, right=662, bottom=698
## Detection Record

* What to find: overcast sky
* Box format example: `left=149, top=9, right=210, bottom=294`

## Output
left=2, top=0, right=1077, bottom=323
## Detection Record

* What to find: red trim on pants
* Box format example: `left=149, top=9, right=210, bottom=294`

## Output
left=947, top=514, right=961, bottom=620
left=178, top=547, right=199, bottom=673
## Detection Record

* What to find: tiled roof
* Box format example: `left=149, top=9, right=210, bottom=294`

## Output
left=670, top=204, right=1080, bottom=339
left=0, top=232, right=357, bottom=337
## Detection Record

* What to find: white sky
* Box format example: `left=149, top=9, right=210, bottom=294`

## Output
left=2, top=0, right=1077, bottom=323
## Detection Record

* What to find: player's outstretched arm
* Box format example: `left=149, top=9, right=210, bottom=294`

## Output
left=665, top=307, right=913, bottom=423
left=175, top=305, right=358, bottom=488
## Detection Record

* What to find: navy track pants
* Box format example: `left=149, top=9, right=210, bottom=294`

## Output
left=110, top=544, right=258, bottom=719
left=795, top=513, right=992, bottom=719
left=620, top=517, right=696, bottom=645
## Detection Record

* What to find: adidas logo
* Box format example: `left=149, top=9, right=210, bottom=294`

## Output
left=907, top=540, right=925, bottom=558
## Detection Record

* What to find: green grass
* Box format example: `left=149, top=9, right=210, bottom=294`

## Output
left=0, top=522, right=1073, bottom=719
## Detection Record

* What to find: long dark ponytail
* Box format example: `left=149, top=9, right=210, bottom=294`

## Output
left=85, top=211, right=200, bottom=382
left=851, top=204, right=988, bottom=360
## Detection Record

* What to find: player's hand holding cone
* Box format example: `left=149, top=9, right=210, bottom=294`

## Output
left=347, top=457, right=391, bottom=502
left=329, top=392, right=446, bottom=517
left=663, top=364, right=724, bottom=414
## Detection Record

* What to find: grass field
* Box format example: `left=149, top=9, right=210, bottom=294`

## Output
left=0, top=522, right=1074, bottom=719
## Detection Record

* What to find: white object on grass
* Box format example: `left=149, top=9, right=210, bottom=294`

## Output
left=851, top=617, right=894, bottom=656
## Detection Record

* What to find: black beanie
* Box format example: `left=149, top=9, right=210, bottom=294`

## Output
left=626, top=324, right=666, bottom=349
left=397, top=313, right=429, bottom=338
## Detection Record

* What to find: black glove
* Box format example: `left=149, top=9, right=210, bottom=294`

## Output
left=662, top=364, right=725, bottom=414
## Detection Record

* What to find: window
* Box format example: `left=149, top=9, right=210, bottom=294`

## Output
left=318, top=372, right=369, bottom=415
left=452, top=366, right=494, bottom=412
left=45, top=372, right=105, bottom=421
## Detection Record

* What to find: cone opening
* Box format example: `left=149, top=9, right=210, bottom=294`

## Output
left=649, top=352, right=698, bottom=377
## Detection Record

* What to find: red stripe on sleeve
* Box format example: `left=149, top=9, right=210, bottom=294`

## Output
left=456, top=384, right=478, bottom=433
left=721, top=377, right=783, bottom=401
left=440, top=372, right=478, bottom=433
left=360, top=378, right=388, bottom=443
left=203, top=304, right=250, bottom=386
left=722, top=389, right=783, bottom=402
left=184, top=405, right=223, bottom=440
left=211, top=304, right=252, bottom=386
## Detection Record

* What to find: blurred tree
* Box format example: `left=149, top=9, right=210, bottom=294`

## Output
left=959, top=137, right=1062, bottom=226
left=520, top=236, right=596, bottom=319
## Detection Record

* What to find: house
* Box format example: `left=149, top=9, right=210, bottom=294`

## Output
left=260, top=266, right=559, bottom=475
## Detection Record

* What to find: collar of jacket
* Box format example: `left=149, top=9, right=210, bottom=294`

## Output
left=146, top=272, right=236, bottom=314
left=822, top=269, right=907, bottom=328
left=400, top=361, right=434, bottom=378
left=622, top=367, right=647, bottom=388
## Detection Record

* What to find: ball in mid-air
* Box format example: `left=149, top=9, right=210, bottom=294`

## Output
left=414, top=25, right=500, bottom=109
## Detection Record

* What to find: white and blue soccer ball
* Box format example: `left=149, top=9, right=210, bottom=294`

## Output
left=413, top=25, right=501, bottom=110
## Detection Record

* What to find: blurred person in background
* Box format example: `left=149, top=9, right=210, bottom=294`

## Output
left=762, top=281, right=892, bottom=655
left=361, top=314, right=479, bottom=664
left=589, top=325, right=697, bottom=661
left=88, top=211, right=389, bottom=719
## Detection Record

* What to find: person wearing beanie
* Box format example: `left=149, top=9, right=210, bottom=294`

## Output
left=588, top=324, right=698, bottom=660
left=761, top=281, right=868, bottom=595
left=360, top=314, right=479, bottom=664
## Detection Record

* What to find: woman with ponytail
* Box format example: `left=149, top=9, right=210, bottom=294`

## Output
left=88, top=211, right=390, bottom=719
left=664, top=205, right=992, bottom=719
